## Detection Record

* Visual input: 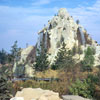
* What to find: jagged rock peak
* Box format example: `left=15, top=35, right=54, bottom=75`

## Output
left=58, top=8, right=70, bottom=18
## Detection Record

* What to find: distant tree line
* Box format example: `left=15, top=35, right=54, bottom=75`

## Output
left=0, top=41, right=21, bottom=65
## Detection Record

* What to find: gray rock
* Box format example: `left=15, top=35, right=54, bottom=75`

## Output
left=62, top=95, right=92, bottom=100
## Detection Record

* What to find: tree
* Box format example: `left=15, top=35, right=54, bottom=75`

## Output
left=76, top=19, right=80, bottom=25
left=10, top=41, right=21, bottom=63
left=81, top=47, right=95, bottom=71
left=0, top=49, right=8, bottom=64
left=35, top=42, right=49, bottom=71
left=51, top=41, right=75, bottom=70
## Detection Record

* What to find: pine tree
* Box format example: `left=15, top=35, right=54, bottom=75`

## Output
left=0, top=49, right=7, bottom=64
left=76, top=19, right=80, bottom=25
left=10, top=41, right=21, bottom=63
left=51, top=41, right=75, bottom=70
left=35, top=42, right=49, bottom=71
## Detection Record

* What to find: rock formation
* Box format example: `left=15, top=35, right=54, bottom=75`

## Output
left=13, top=8, right=100, bottom=77
left=13, top=46, right=36, bottom=78
left=37, top=8, right=100, bottom=65
left=11, top=88, right=62, bottom=100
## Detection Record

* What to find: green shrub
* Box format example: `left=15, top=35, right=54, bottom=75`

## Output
left=0, top=74, right=12, bottom=99
left=69, top=79, right=95, bottom=99
left=81, top=47, right=95, bottom=72
left=87, top=74, right=99, bottom=84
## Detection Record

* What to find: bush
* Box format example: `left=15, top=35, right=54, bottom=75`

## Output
left=69, top=78, right=95, bottom=99
left=87, top=74, right=99, bottom=84
left=0, top=74, right=12, bottom=99
left=81, top=47, right=95, bottom=72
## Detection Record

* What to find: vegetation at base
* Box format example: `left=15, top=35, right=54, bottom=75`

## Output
left=81, top=46, right=95, bottom=71
left=34, top=42, right=49, bottom=71
left=51, top=41, right=75, bottom=70
left=0, top=69, right=12, bottom=99
left=1, top=40, right=100, bottom=100
left=69, top=79, right=95, bottom=99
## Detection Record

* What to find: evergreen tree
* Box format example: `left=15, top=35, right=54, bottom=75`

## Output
left=10, top=41, right=21, bottom=63
left=51, top=41, right=75, bottom=70
left=81, top=47, right=95, bottom=71
left=76, top=19, right=80, bottom=25
left=0, top=49, right=7, bottom=64
left=35, top=42, right=49, bottom=71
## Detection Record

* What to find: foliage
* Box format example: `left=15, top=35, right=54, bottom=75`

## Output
left=52, top=41, right=75, bottom=70
left=15, top=79, right=68, bottom=96
left=10, top=41, right=21, bottom=63
left=0, top=71, right=12, bottom=99
left=81, top=47, right=95, bottom=71
left=87, top=74, right=99, bottom=84
left=76, top=19, right=80, bottom=24
left=69, top=78, right=95, bottom=99
left=35, top=69, right=58, bottom=78
left=35, top=42, right=49, bottom=71
left=0, top=49, right=8, bottom=64
left=0, top=41, right=21, bottom=65
left=0, top=65, right=12, bottom=80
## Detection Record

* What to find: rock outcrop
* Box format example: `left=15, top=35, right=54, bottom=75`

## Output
left=11, top=88, right=62, bottom=100
left=37, top=8, right=100, bottom=65
left=13, top=46, right=36, bottom=78
left=62, top=95, right=92, bottom=100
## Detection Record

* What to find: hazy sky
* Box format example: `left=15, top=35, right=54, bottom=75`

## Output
left=0, top=0, right=100, bottom=52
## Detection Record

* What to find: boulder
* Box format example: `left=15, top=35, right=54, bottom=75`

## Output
left=11, top=88, right=62, bottom=100
left=10, top=97, right=24, bottom=100
left=62, top=95, right=92, bottom=100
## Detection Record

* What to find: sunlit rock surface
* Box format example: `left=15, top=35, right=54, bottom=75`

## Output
left=11, top=88, right=62, bottom=100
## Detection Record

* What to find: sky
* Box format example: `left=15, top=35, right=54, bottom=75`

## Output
left=0, top=0, right=100, bottom=52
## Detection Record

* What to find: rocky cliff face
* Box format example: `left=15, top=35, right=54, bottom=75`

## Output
left=37, top=8, right=100, bottom=65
